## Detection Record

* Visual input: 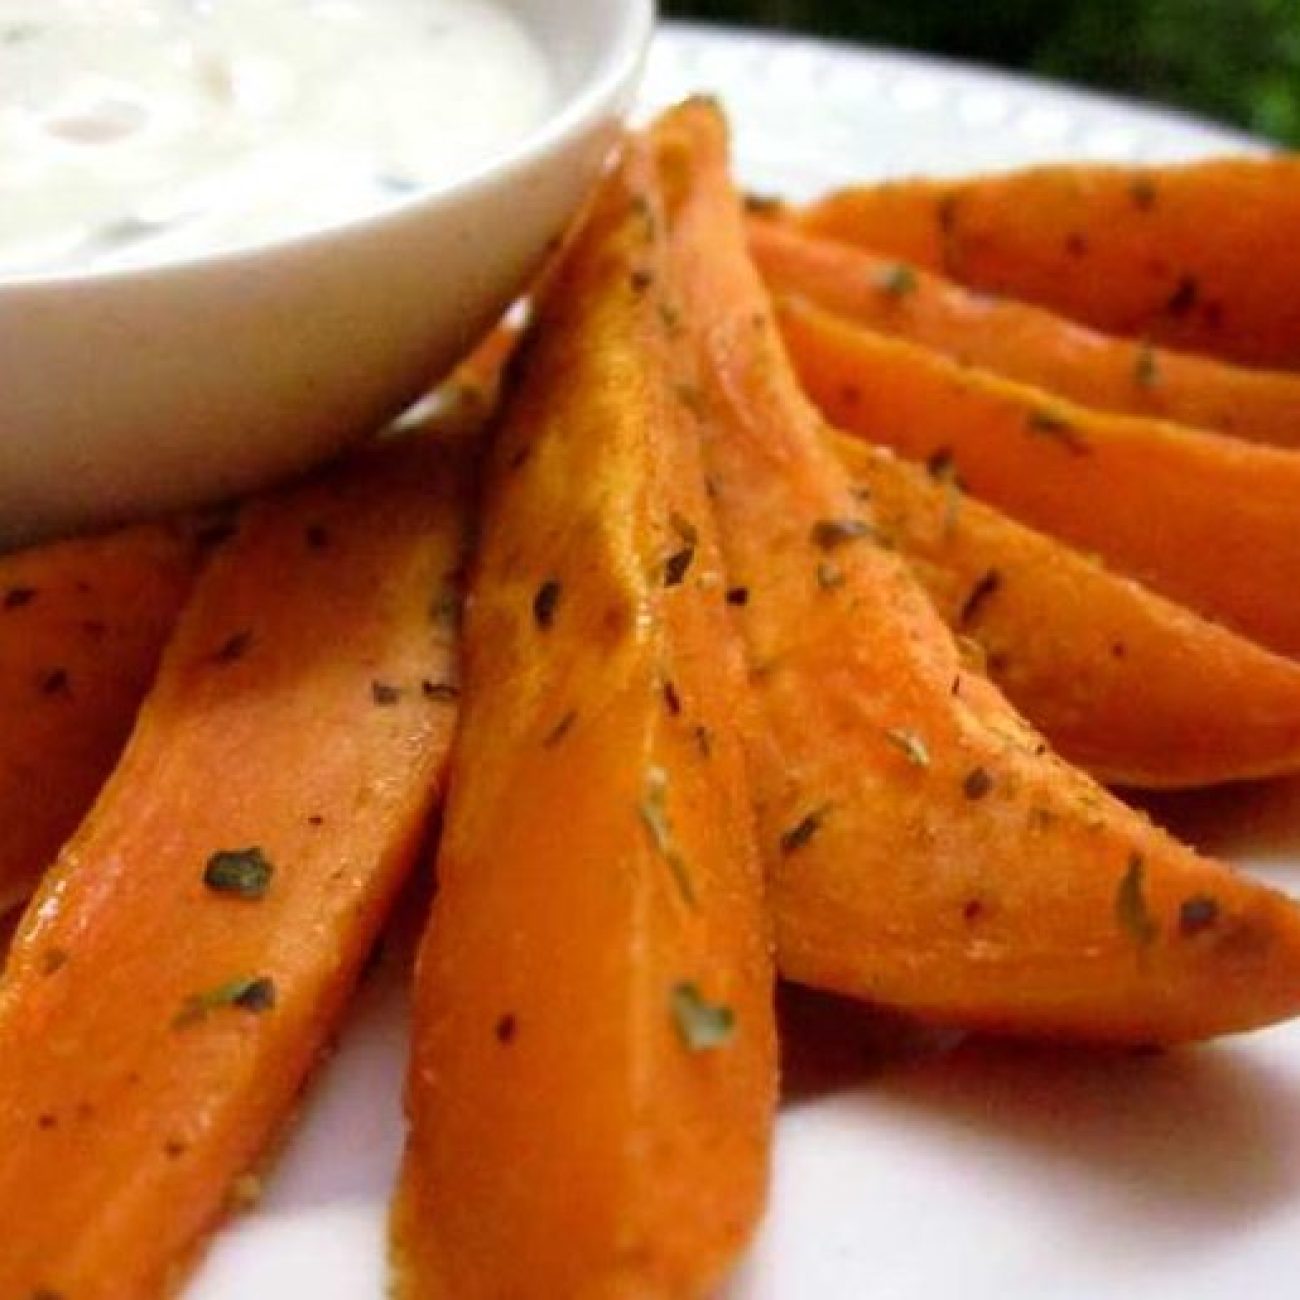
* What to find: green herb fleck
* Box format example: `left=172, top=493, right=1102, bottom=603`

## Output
left=670, top=512, right=699, bottom=546
left=925, top=447, right=964, bottom=534
left=639, top=766, right=696, bottom=908
left=1179, top=895, right=1220, bottom=937
left=1028, top=805, right=1056, bottom=832
left=671, top=982, right=736, bottom=1051
left=744, top=192, right=784, bottom=217
left=1027, top=408, right=1089, bottom=455
left=873, top=262, right=918, bottom=298
left=203, top=848, right=273, bottom=899
left=726, top=586, right=750, bottom=606
left=1134, top=343, right=1160, bottom=389
left=670, top=514, right=702, bottom=587
left=1116, top=854, right=1158, bottom=949
left=962, top=768, right=994, bottom=800
left=662, top=678, right=682, bottom=716
left=421, top=679, right=459, bottom=702
left=810, top=518, right=871, bottom=550
left=781, top=804, right=832, bottom=855
left=1129, top=174, right=1157, bottom=210
left=664, top=545, right=695, bottom=587
left=175, top=975, right=276, bottom=1028
left=533, top=578, right=562, bottom=628
left=371, top=681, right=402, bottom=706
left=959, top=569, right=1002, bottom=626
left=630, top=193, right=657, bottom=235
left=885, top=728, right=931, bottom=769
left=926, top=447, right=957, bottom=481
left=213, top=630, right=253, bottom=664
left=543, top=709, right=577, bottom=747
left=430, top=586, right=461, bottom=628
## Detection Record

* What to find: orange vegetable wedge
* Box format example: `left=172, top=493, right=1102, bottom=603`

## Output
left=832, top=434, right=1300, bottom=789
left=0, top=520, right=201, bottom=917
left=391, top=136, right=775, bottom=1297
left=751, top=218, right=1300, bottom=448
left=0, top=433, right=470, bottom=1299
left=778, top=293, right=1300, bottom=659
left=656, top=97, right=1300, bottom=1044
left=790, top=157, right=1300, bottom=370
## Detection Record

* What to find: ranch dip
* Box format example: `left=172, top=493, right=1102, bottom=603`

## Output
left=0, top=0, right=555, bottom=275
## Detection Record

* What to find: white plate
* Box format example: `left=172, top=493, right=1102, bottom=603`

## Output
left=191, top=24, right=1298, bottom=1300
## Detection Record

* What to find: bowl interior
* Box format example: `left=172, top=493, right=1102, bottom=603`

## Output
left=0, top=0, right=652, bottom=549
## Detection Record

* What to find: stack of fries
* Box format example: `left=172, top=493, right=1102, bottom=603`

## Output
left=4, top=100, right=1300, bottom=1297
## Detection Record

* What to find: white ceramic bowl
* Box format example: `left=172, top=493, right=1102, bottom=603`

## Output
left=0, top=0, right=652, bottom=548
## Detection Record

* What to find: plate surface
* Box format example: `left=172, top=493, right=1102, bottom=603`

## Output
left=191, top=24, right=1298, bottom=1300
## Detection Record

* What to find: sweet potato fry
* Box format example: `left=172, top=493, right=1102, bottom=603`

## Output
left=0, top=433, right=469, bottom=1298
left=791, top=158, right=1300, bottom=369
left=833, top=434, right=1300, bottom=789
left=0, top=520, right=201, bottom=918
left=779, top=294, right=1300, bottom=658
left=391, top=139, right=775, bottom=1297
left=656, top=98, right=1300, bottom=1044
left=752, top=219, right=1300, bottom=448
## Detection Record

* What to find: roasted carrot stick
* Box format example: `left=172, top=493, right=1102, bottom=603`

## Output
left=791, top=157, right=1300, bottom=370
left=0, top=433, right=470, bottom=1299
left=656, top=97, right=1300, bottom=1044
left=751, top=219, right=1300, bottom=448
left=0, top=520, right=202, bottom=917
left=832, top=434, right=1300, bottom=789
left=391, top=136, right=775, bottom=1298
left=778, top=294, right=1300, bottom=659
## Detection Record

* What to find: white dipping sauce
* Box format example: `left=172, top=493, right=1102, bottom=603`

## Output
left=0, top=0, right=555, bottom=275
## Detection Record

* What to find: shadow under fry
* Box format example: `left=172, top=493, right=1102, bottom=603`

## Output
left=1135, top=773, right=1300, bottom=877
left=777, top=982, right=1300, bottom=1231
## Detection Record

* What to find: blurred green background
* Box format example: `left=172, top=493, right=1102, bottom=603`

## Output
left=661, top=0, right=1300, bottom=145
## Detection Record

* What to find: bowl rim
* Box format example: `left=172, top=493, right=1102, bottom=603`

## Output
left=0, top=0, right=655, bottom=291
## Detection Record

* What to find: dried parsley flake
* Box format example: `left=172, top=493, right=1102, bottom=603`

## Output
left=1134, top=343, right=1160, bottom=389
left=664, top=545, right=695, bottom=587
left=671, top=981, right=736, bottom=1051
left=874, top=262, right=918, bottom=298
left=639, top=766, right=696, bottom=907
left=533, top=579, right=562, bottom=628
left=203, top=847, right=274, bottom=899
left=810, top=518, right=871, bottom=550
left=1116, top=854, right=1158, bottom=949
left=1179, top=895, right=1220, bottom=937
left=780, top=804, right=832, bottom=855
left=175, top=975, right=276, bottom=1028
left=885, top=728, right=931, bottom=769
